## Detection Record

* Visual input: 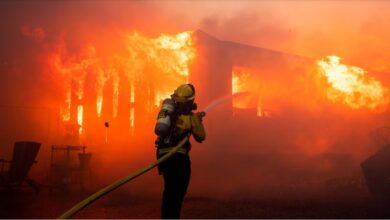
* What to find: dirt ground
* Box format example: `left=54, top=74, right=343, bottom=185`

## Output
left=0, top=185, right=389, bottom=219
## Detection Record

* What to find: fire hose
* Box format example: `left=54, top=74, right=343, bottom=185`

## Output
left=58, top=92, right=250, bottom=219
left=58, top=136, right=189, bottom=219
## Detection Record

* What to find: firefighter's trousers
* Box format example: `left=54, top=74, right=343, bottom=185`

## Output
left=160, top=154, right=191, bottom=219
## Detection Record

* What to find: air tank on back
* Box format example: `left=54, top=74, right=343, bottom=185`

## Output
left=155, top=98, right=176, bottom=137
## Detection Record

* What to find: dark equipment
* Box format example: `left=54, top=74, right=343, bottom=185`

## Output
left=48, top=145, right=92, bottom=192
left=0, top=141, right=41, bottom=193
left=361, top=145, right=390, bottom=202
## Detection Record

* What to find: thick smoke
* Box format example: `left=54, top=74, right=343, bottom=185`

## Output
left=195, top=1, right=390, bottom=71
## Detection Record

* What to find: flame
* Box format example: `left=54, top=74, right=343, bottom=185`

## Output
left=130, top=80, right=135, bottom=103
left=125, top=31, right=195, bottom=107
left=232, top=67, right=258, bottom=109
left=49, top=41, right=71, bottom=121
left=155, top=91, right=171, bottom=107
left=95, top=67, right=110, bottom=117
left=232, top=69, right=253, bottom=109
left=232, top=67, right=270, bottom=117
left=232, top=74, right=241, bottom=95
left=48, top=31, right=195, bottom=138
left=317, top=56, right=388, bottom=109
left=61, top=89, right=71, bottom=121
left=77, top=105, right=83, bottom=135
left=111, top=67, right=120, bottom=118
left=48, top=41, right=96, bottom=136
left=257, top=96, right=263, bottom=117
left=130, top=108, right=135, bottom=135
left=129, top=80, right=135, bottom=134
left=157, top=32, right=194, bottom=78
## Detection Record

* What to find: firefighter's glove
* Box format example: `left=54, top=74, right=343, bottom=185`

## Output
left=196, top=111, right=206, bottom=121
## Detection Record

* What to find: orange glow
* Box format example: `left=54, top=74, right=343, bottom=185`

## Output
left=77, top=105, right=83, bottom=135
left=130, top=80, right=135, bottom=103
left=232, top=74, right=242, bottom=95
left=111, top=67, right=120, bottom=118
left=130, top=80, right=135, bottom=134
left=257, top=97, right=263, bottom=117
left=232, top=68, right=256, bottom=109
left=124, top=31, right=195, bottom=107
left=95, top=67, right=109, bottom=118
left=317, top=56, right=388, bottom=110
left=48, top=42, right=95, bottom=125
left=130, top=108, right=135, bottom=135
left=232, top=67, right=263, bottom=116
left=155, top=91, right=169, bottom=107
left=61, top=89, right=71, bottom=121
left=48, top=31, right=195, bottom=138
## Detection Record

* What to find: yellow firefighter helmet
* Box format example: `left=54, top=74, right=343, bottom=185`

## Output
left=171, top=84, right=195, bottom=103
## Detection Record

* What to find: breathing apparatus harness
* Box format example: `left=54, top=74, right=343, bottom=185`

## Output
left=154, top=97, right=198, bottom=153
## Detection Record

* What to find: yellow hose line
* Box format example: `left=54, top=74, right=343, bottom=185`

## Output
left=58, top=136, right=189, bottom=219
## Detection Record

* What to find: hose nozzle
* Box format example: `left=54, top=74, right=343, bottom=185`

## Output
left=196, top=111, right=206, bottom=121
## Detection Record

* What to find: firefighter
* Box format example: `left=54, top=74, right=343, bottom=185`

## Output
left=155, top=84, right=206, bottom=219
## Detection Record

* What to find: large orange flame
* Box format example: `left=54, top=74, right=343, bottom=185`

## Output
left=317, top=56, right=388, bottom=110
left=49, top=31, right=195, bottom=138
left=48, top=41, right=96, bottom=135
left=125, top=31, right=195, bottom=107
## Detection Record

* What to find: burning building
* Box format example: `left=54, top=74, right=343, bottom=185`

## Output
left=1, top=23, right=389, bottom=198
left=45, top=30, right=329, bottom=145
left=1, top=1, right=390, bottom=218
left=2, top=27, right=386, bottom=157
left=46, top=29, right=386, bottom=146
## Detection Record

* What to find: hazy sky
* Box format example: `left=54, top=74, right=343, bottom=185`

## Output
left=3, top=0, right=390, bottom=68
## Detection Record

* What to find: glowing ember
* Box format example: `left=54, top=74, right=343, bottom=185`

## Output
left=317, top=56, right=388, bottom=109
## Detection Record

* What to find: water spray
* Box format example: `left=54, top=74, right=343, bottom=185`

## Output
left=203, top=92, right=252, bottom=113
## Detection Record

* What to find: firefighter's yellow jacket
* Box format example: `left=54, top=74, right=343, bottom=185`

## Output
left=158, top=113, right=205, bottom=155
